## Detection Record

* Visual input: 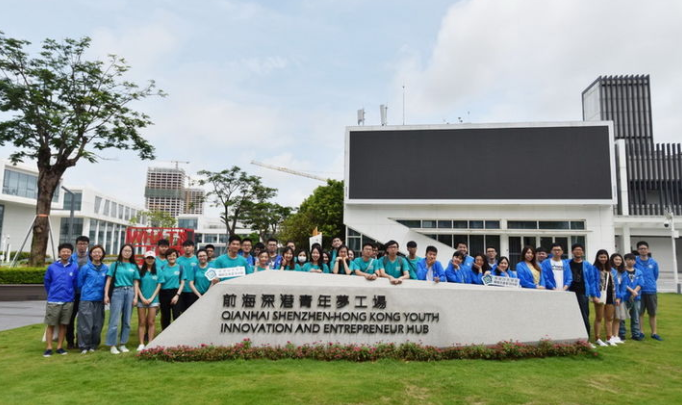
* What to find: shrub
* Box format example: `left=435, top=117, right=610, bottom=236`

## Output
left=138, top=339, right=597, bottom=363
left=0, top=267, right=47, bottom=284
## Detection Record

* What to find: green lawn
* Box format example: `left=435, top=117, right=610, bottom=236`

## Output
left=1, top=294, right=681, bottom=405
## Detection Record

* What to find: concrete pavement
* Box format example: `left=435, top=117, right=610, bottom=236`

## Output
left=0, top=301, right=45, bottom=331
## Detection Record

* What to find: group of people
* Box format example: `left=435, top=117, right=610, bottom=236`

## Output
left=41, top=234, right=663, bottom=357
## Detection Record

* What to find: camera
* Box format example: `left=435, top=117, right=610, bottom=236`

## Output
left=664, top=219, right=670, bottom=228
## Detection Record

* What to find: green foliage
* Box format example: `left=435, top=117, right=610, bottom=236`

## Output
left=138, top=339, right=596, bottom=362
left=241, top=202, right=293, bottom=242
left=0, top=267, right=45, bottom=284
left=131, top=210, right=177, bottom=228
left=280, top=180, right=344, bottom=250
left=197, top=167, right=277, bottom=237
left=0, top=31, right=164, bottom=266
left=1, top=294, right=682, bottom=404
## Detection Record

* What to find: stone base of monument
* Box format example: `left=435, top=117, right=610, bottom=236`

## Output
left=146, top=271, right=587, bottom=349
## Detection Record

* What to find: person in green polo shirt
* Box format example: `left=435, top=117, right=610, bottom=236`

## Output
left=376, top=240, right=411, bottom=285
left=103, top=244, right=139, bottom=354
left=134, top=251, right=164, bottom=351
left=405, top=241, right=420, bottom=280
left=177, top=240, right=199, bottom=312
left=189, top=249, right=213, bottom=297
left=351, top=242, right=378, bottom=281
left=158, top=249, right=186, bottom=330
left=251, top=251, right=271, bottom=273
left=302, top=245, right=330, bottom=273
left=212, top=235, right=252, bottom=283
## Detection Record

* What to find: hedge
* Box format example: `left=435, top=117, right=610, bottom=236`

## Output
left=0, top=267, right=46, bottom=284
left=138, top=339, right=598, bottom=362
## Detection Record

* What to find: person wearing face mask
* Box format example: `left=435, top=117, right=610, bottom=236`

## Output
left=296, top=250, right=309, bottom=271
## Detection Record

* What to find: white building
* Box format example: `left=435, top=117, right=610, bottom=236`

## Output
left=0, top=159, right=145, bottom=258
left=177, top=214, right=253, bottom=255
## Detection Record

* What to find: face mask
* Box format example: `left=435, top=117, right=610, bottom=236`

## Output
left=298, top=256, right=307, bottom=263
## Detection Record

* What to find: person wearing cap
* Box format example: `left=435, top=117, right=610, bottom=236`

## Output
left=134, top=250, right=165, bottom=351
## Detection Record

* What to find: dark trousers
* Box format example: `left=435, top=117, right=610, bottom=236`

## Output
left=574, top=292, right=591, bottom=338
left=159, top=289, right=182, bottom=330
left=180, top=292, right=198, bottom=313
left=66, top=293, right=80, bottom=347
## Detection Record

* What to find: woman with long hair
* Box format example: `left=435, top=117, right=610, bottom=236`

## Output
left=492, top=257, right=512, bottom=277
left=303, top=245, right=329, bottom=273
left=592, top=249, right=616, bottom=346
left=134, top=251, right=164, bottom=351
left=279, top=247, right=300, bottom=271
left=76, top=245, right=108, bottom=353
left=469, top=253, right=490, bottom=285
left=610, top=253, right=627, bottom=345
left=515, top=246, right=545, bottom=289
left=332, top=245, right=352, bottom=275
left=103, top=244, right=139, bottom=354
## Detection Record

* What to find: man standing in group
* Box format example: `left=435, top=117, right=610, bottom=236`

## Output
left=541, top=243, right=571, bottom=291
left=485, top=246, right=498, bottom=271
left=241, top=238, right=255, bottom=266
left=266, top=238, right=282, bottom=269
left=536, top=247, right=548, bottom=264
left=636, top=241, right=663, bottom=341
left=177, top=240, right=199, bottom=311
left=417, top=246, right=445, bottom=282
left=155, top=239, right=170, bottom=269
left=456, top=242, right=474, bottom=267
left=66, top=235, right=90, bottom=349
left=405, top=241, right=420, bottom=280
left=43, top=243, right=79, bottom=357
left=351, top=243, right=378, bottom=281
left=376, top=240, right=411, bottom=284
left=567, top=244, right=595, bottom=340
left=330, top=237, right=343, bottom=264
left=212, top=235, right=252, bottom=283
left=204, top=244, right=215, bottom=262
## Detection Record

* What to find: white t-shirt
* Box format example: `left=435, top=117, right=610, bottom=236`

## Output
left=426, top=265, right=434, bottom=281
left=550, top=259, right=564, bottom=290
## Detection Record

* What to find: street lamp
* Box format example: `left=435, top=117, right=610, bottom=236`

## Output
left=664, top=207, right=680, bottom=294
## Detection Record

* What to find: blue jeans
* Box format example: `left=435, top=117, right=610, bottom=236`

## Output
left=106, top=287, right=135, bottom=346
left=618, top=299, right=641, bottom=338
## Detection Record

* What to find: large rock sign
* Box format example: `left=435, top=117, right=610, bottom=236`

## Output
left=146, top=271, right=587, bottom=349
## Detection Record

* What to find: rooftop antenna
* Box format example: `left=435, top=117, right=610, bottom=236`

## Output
left=380, top=104, right=388, bottom=126
left=357, top=108, right=365, bottom=125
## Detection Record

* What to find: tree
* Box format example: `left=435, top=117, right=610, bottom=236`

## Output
left=280, top=180, right=344, bottom=250
left=130, top=210, right=176, bottom=228
left=241, top=201, right=293, bottom=242
left=0, top=33, right=164, bottom=265
left=197, top=167, right=277, bottom=238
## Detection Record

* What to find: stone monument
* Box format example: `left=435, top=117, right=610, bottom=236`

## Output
left=146, top=270, right=587, bottom=349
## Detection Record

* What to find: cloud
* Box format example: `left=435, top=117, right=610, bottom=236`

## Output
left=393, top=0, right=682, bottom=142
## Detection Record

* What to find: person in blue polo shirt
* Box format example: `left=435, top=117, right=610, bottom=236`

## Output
left=265, top=237, right=282, bottom=270
left=43, top=243, right=79, bottom=357
left=416, top=246, right=445, bottom=282
left=76, top=244, right=108, bottom=354
left=455, top=241, right=474, bottom=267
left=635, top=241, right=662, bottom=341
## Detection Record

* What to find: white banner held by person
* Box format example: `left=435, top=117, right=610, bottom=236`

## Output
left=482, top=274, right=521, bottom=288
left=309, top=233, right=322, bottom=248
left=205, top=267, right=246, bottom=280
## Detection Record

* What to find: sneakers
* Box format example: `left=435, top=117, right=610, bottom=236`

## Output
left=118, top=345, right=129, bottom=353
left=589, top=343, right=597, bottom=349
left=606, top=337, right=618, bottom=346
left=136, top=344, right=145, bottom=352
left=651, top=334, right=664, bottom=341
left=88, top=348, right=96, bottom=353
left=611, top=336, right=625, bottom=345
left=56, top=348, right=68, bottom=355
left=632, top=334, right=644, bottom=341
left=43, top=349, right=53, bottom=357
left=81, top=349, right=88, bottom=354
left=110, top=346, right=120, bottom=355
left=596, top=339, right=608, bottom=347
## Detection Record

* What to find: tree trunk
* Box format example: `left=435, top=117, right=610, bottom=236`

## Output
left=29, top=170, right=63, bottom=266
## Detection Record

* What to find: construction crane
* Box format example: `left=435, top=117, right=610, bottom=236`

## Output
left=157, top=160, right=190, bottom=170
left=251, top=160, right=329, bottom=182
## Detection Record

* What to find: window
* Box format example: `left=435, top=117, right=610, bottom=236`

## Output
left=178, top=218, right=198, bottom=230
left=397, top=220, right=421, bottom=228
left=437, top=220, right=452, bottom=229
left=570, top=221, right=585, bottom=230
left=452, top=221, right=468, bottom=229
left=539, top=221, right=569, bottom=230
left=125, top=207, right=130, bottom=221
left=421, top=220, right=437, bottom=229
left=469, top=220, right=484, bottom=229
left=204, top=234, right=218, bottom=243
left=103, top=200, right=110, bottom=216
left=508, top=221, right=538, bottom=229
left=118, top=205, right=124, bottom=220
left=111, top=202, right=117, bottom=218
left=0, top=204, right=4, bottom=240
left=485, top=221, right=501, bottom=229
left=94, top=196, right=102, bottom=214
left=89, top=219, right=98, bottom=244
left=62, top=192, right=82, bottom=211
left=59, top=217, right=84, bottom=244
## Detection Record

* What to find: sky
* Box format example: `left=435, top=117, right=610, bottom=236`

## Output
left=1, top=0, right=681, bottom=214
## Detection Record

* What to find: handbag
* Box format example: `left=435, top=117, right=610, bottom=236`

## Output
left=597, top=271, right=609, bottom=304
left=107, top=262, right=118, bottom=299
